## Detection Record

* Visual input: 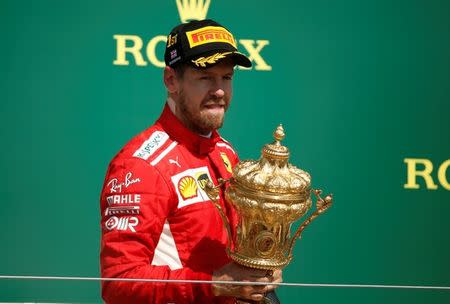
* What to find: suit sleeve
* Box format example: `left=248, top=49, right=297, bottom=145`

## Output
left=100, top=157, right=214, bottom=304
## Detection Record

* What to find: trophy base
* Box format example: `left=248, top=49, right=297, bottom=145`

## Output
left=229, top=251, right=290, bottom=270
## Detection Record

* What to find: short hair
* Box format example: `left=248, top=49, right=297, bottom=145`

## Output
left=173, top=63, right=189, bottom=78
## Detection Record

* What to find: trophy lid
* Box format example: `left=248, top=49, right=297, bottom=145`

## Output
left=233, top=125, right=311, bottom=195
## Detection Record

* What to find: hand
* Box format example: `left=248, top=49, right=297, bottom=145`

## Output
left=212, top=262, right=282, bottom=302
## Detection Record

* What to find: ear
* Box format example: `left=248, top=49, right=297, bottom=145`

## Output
left=163, top=66, right=179, bottom=94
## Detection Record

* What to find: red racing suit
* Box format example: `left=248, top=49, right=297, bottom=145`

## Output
left=100, top=104, right=239, bottom=303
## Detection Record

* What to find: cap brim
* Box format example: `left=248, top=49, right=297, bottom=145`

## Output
left=228, top=51, right=252, bottom=68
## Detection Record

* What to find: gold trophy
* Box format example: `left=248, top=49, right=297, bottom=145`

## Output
left=205, top=125, right=333, bottom=303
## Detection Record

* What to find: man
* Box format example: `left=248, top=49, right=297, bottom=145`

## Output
left=100, top=19, right=282, bottom=303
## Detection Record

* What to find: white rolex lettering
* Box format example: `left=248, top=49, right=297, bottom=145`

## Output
left=146, top=35, right=167, bottom=68
left=238, top=39, right=272, bottom=71
left=113, top=35, right=147, bottom=66
left=113, top=36, right=272, bottom=71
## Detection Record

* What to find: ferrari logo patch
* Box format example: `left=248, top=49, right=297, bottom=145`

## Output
left=220, top=152, right=232, bottom=174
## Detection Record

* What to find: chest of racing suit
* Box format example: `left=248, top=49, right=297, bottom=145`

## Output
left=100, top=104, right=239, bottom=304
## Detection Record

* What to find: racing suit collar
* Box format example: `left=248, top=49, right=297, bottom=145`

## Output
left=157, top=103, right=221, bottom=155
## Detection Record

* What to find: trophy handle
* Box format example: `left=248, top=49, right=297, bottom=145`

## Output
left=287, top=189, right=333, bottom=258
left=204, top=179, right=233, bottom=250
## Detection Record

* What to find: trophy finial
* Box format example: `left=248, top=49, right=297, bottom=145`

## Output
left=273, top=124, right=285, bottom=143
left=262, top=124, right=289, bottom=161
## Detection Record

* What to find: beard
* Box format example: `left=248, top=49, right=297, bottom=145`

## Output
left=177, top=91, right=229, bottom=135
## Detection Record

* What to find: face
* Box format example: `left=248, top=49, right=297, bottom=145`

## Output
left=171, top=60, right=234, bottom=135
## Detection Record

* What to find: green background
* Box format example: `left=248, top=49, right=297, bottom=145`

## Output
left=1, top=0, right=449, bottom=302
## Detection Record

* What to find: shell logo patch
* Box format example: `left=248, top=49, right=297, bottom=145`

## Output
left=171, top=166, right=213, bottom=208
left=178, top=176, right=198, bottom=200
left=220, top=152, right=232, bottom=173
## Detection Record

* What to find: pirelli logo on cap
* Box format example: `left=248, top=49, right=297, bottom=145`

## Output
left=186, top=26, right=237, bottom=48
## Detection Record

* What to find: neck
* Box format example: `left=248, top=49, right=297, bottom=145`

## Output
left=166, top=97, right=213, bottom=137
left=167, top=96, right=177, bottom=115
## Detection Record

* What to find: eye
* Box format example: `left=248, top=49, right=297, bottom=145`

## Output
left=199, top=76, right=212, bottom=80
left=224, top=75, right=233, bottom=80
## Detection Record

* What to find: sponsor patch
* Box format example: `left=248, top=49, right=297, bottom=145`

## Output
left=220, top=152, right=233, bottom=174
left=105, top=216, right=139, bottom=232
left=169, top=56, right=181, bottom=65
left=171, top=166, right=213, bottom=208
left=133, top=131, right=169, bottom=160
left=104, top=206, right=140, bottom=216
left=169, top=156, right=181, bottom=168
left=196, top=173, right=209, bottom=190
left=106, top=194, right=141, bottom=205
left=107, top=172, right=141, bottom=193
left=178, top=176, right=198, bottom=200
left=170, top=49, right=178, bottom=59
left=167, top=34, right=177, bottom=48
left=186, top=26, right=237, bottom=48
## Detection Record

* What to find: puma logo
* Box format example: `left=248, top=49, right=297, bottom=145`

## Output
left=169, top=156, right=181, bottom=168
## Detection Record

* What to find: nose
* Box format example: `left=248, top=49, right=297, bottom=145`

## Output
left=213, top=88, right=225, bottom=98
left=210, top=77, right=227, bottom=99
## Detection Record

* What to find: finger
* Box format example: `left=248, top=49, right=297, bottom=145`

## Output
left=266, top=275, right=282, bottom=292
left=266, top=283, right=279, bottom=292
left=213, top=284, right=240, bottom=298
left=251, top=285, right=268, bottom=294
left=271, top=269, right=283, bottom=284
left=250, top=292, right=264, bottom=302
left=239, top=284, right=268, bottom=300
left=240, top=285, right=254, bottom=298
left=272, top=275, right=283, bottom=284
left=247, top=269, right=268, bottom=278
left=252, top=276, right=271, bottom=283
left=273, top=269, right=282, bottom=280
left=247, top=284, right=268, bottom=293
